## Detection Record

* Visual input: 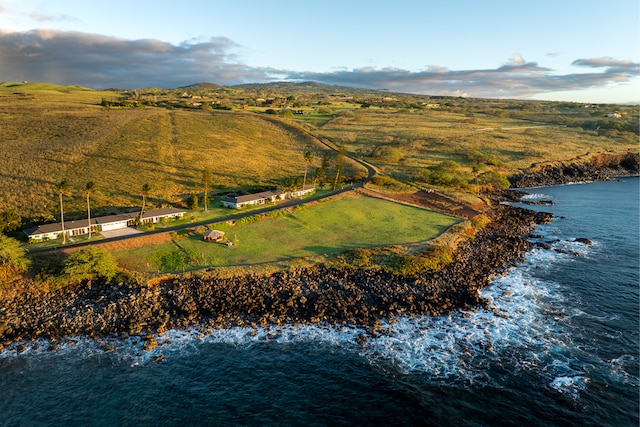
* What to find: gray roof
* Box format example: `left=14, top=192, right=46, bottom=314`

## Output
left=24, top=218, right=99, bottom=236
left=141, top=207, right=185, bottom=218
left=24, top=207, right=186, bottom=237
left=231, top=190, right=283, bottom=204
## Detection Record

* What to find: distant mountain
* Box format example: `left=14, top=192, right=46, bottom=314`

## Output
left=232, top=81, right=393, bottom=96
left=176, top=82, right=222, bottom=91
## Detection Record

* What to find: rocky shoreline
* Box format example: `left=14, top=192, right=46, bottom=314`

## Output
left=509, top=152, right=639, bottom=188
left=0, top=204, right=552, bottom=348
left=2, top=152, right=636, bottom=349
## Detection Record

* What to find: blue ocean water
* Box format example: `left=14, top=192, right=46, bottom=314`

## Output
left=1, top=178, right=638, bottom=426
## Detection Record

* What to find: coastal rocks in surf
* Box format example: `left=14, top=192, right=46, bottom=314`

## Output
left=0, top=205, right=553, bottom=346
left=509, top=152, right=639, bottom=188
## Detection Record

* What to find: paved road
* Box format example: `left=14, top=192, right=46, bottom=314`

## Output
left=28, top=119, right=378, bottom=255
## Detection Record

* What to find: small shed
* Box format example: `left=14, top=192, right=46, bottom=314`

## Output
left=204, top=230, right=225, bottom=242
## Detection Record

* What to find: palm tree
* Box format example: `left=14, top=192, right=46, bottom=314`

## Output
left=85, top=181, right=96, bottom=239
left=333, top=142, right=345, bottom=191
left=56, top=179, right=70, bottom=244
left=140, top=183, right=151, bottom=224
left=302, top=151, right=314, bottom=190
left=202, top=167, right=212, bottom=212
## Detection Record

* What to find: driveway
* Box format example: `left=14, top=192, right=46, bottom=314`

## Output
left=100, top=227, right=143, bottom=239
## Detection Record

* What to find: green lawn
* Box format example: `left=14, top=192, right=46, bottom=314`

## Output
left=115, top=194, right=460, bottom=273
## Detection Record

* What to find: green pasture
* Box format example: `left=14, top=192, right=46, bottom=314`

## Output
left=115, top=194, right=460, bottom=273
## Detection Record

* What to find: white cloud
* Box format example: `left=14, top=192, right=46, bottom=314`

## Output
left=0, top=29, right=638, bottom=102
left=508, top=53, right=526, bottom=65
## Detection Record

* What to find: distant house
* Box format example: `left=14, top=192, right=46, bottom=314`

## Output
left=287, top=185, right=316, bottom=199
left=222, top=190, right=285, bottom=209
left=24, top=207, right=185, bottom=242
left=139, top=207, right=185, bottom=224
left=203, top=230, right=225, bottom=242
left=221, top=186, right=316, bottom=209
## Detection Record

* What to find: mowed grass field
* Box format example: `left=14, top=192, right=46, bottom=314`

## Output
left=114, top=193, right=460, bottom=273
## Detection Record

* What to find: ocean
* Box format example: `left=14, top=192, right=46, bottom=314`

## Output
left=1, top=178, right=638, bottom=426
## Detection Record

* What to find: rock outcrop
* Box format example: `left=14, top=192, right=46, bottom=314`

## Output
left=510, top=152, right=639, bottom=188
left=0, top=205, right=552, bottom=345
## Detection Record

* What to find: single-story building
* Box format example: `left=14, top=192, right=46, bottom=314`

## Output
left=203, top=230, right=225, bottom=242
left=222, top=190, right=285, bottom=209
left=23, top=219, right=100, bottom=242
left=287, top=185, right=316, bottom=199
left=95, top=212, right=138, bottom=231
left=24, top=207, right=186, bottom=242
left=139, top=207, right=186, bottom=224
left=221, top=187, right=316, bottom=209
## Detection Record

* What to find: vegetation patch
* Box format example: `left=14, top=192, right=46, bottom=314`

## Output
left=114, top=194, right=460, bottom=273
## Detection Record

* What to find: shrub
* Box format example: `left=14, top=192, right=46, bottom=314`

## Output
left=0, top=210, right=21, bottom=234
left=476, top=171, right=510, bottom=189
left=63, top=248, right=119, bottom=284
left=415, top=161, right=470, bottom=189
left=0, top=234, right=30, bottom=280
left=187, top=193, right=199, bottom=210
left=234, top=215, right=259, bottom=226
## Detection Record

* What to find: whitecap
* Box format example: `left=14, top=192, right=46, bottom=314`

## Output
left=521, top=193, right=552, bottom=201
left=550, top=375, right=590, bottom=399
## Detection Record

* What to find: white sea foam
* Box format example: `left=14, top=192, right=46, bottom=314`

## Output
left=0, top=239, right=597, bottom=400
left=550, top=376, right=590, bottom=399
left=521, top=193, right=552, bottom=201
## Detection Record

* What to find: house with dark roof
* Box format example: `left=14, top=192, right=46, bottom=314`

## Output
left=222, top=190, right=285, bottom=209
left=24, top=207, right=185, bottom=242
left=287, top=185, right=316, bottom=199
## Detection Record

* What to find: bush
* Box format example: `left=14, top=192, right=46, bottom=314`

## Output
left=476, top=171, right=510, bottom=189
left=375, top=146, right=402, bottom=163
left=0, top=210, right=21, bottom=234
left=234, top=215, right=259, bottom=226
left=369, top=175, right=412, bottom=192
left=415, top=161, right=470, bottom=189
left=0, top=235, right=30, bottom=280
left=63, top=248, right=119, bottom=284
left=187, top=193, right=199, bottom=210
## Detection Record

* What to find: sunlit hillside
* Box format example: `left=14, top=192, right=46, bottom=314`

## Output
left=0, top=83, right=344, bottom=221
left=0, top=81, right=637, bottom=223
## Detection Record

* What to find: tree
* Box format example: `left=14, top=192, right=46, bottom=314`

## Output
left=302, top=151, right=315, bottom=189
left=315, top=152, right=331, bottom=186
left=63, top=248, right=119, bottom=284
left=201, top=167, right=212, bottom=211
left=139, top=183, right=151, bottom=223
left=476, top=171, right=510, bottom=190
left=187, top=192, right=199, bottom=210
left=333, top=142, right=345, bottom=191
left=0, top=210, right=21, bottom=234
left=85, top=181, right=96, bottom=239
left=56, top=179, right=71, bottom=244
left=0, top=234, right=30, bottom=281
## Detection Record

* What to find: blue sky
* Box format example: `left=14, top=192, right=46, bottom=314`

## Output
left=0, top=0, right=638, bottom=103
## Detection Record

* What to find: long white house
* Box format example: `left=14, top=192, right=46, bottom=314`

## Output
left=24, top=207, right=185, bottom=242
left=222, top=186, right=315, bottom=209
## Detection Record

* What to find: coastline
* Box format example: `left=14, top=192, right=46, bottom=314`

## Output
left=0, top=204, right=552, bottom=347
left=509, top=152, right=639, bottom=188
left=0, top=152, right=637, bottom=348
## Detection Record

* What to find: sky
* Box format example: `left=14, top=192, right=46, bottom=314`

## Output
left=0, top=0, right=638, bottom=103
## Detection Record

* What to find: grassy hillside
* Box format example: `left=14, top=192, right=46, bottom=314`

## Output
left=0, top=84, right=339, bottom=221
left=0, top=81, right=636, bottom=224
left=293, top=102, right=637, bottom=191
